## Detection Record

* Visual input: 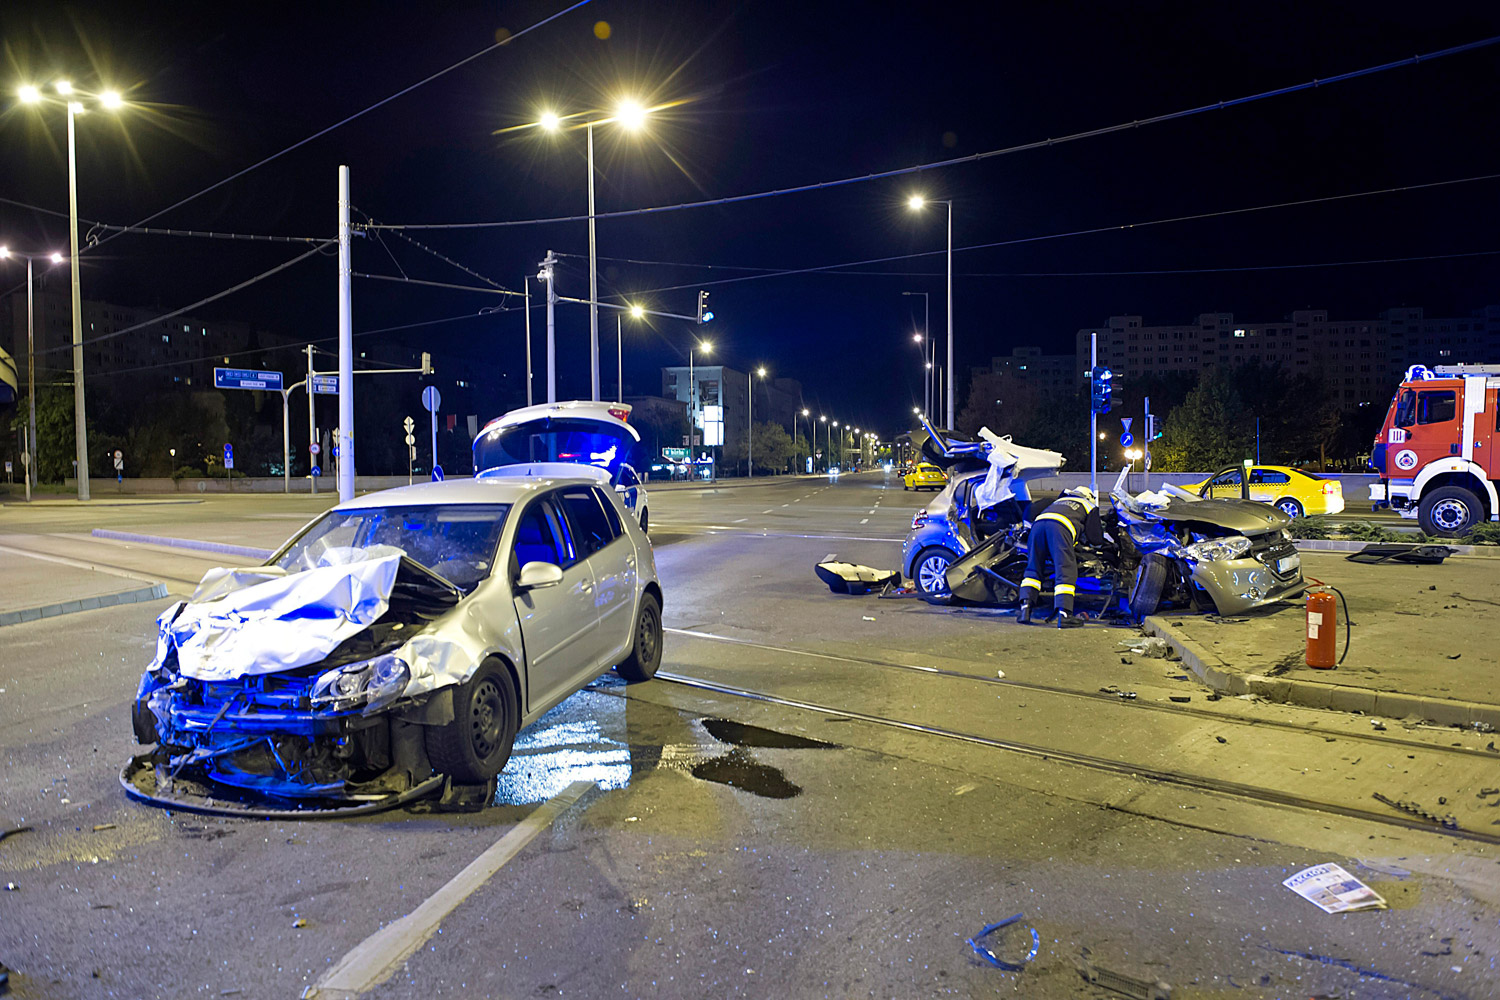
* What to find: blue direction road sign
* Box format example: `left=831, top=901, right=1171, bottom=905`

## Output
left=310, top=465, right=321, bottom=477
left=1120, top=432, right=1134, bottom=447
left=431, top=465, right=444, bottom=482
left=311, top=375, right=339, bottom=394
left=214, top=367, right=283, bottom=391
left=223, top=443, right=235, bottom=469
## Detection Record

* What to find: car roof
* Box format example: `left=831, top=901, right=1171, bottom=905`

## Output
left=333, top=474, right=603, bottom=510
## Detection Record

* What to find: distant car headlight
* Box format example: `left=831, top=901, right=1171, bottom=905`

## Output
left=1184, top=535, right=1252, bottom=562
left=311, top=654, right=411, bottom=715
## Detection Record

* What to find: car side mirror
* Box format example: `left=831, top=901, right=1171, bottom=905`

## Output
left=516, top=561, right=564, bottom=590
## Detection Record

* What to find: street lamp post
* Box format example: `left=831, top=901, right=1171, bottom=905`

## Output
left=0, top=247, right=64, bottom=501
left=796, top=407, right=809, bottom=475
left=529, top=101, right=649, bottom=401
left=19, top=81, right=126, bottom=500
left=688, top=340, right=711, bottom=471
left=747, top=366, right=766, bottom=477
left=902, top=291, right=930, bottom=420
left=907, top=196, right=954, bottom=428
left=819, top=415, right=827, bottom=473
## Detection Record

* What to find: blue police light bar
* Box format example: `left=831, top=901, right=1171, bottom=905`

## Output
left=214, top=367, right=283, bottom=391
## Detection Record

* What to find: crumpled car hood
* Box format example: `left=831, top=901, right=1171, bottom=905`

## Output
left=156, top=553, right=464, bottom=684
left=1133, top=497, right=1291, bottom=534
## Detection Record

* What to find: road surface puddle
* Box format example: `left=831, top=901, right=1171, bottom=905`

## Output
left=691, top=749, right=802, bottom=799
left=701, top=718, right=840, bottom=750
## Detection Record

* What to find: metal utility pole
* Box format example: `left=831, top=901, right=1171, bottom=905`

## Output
left=306, top=344, right=318, bottom=495
left=617, top=314, right=623, bottom=402
left=747, top=370, right=754, bottom=479
left=1089, top=332, right=1098, bottom=494
left=945, top=201, right=954, bottom=429
left=336, top=166, right=355, bottom=503
left=26, top=256, right=37, bottom=499
left=66, top=107, right=89, bottom=501
left=586, top=125, right=600, bottom=401
left=538, top=251, right=557, bottom=403
left=523, top=277, right=533, bottom=406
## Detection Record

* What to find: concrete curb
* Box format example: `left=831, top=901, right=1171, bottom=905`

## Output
left=91, top=529, right=274, bottom=561
left=1295, top=538, right=1500, bottom=558
left=1143, top=615, right=1500, bottom=730
left=0, top=582, right=170, bottom=628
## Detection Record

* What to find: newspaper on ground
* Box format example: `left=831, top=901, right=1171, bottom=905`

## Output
left=1282, top=863, right=1388, bottom=914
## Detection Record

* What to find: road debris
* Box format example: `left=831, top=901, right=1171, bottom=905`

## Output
left=1081, top=958, right=1173, bottom=999
left=1118, top=636, right=1171, bottom=658
left=1369, top=720, right=1387, bottom=731
left=91, top=824, right=117, bottom=832
left=1356, top=859, right=1411, bottom=878
left=1371, top=792, right=1459, bottom=829
left=1169, top=696, right=1191, bottom=703
left=292, top=917, right=308, bottom=928
left=995, top=670, right=1006, bottom=679
left=1283, top=863, right=1388, bottom=913
left=3, top=883, right=16, bottom=892
left=966, top=912, right=1039, bottom=971
left=815, top=561, right=899, bottom=595
left=0, top=827, right=32, bottom=846
left=861, top=616, right=876, bottom=622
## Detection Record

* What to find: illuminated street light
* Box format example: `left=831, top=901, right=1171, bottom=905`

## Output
left=0, top=244, right=66, bottom=501
left=629, top=303, right=646, bottom=319
left=16, top=79, right=128, bottom=501
left=522, top=97, right=653, bottom=401
left=748, top=366, right=768, bottom=477
left=907, top=194, right=955, bottom=428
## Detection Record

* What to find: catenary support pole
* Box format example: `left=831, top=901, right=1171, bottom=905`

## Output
left=586, top=123, right=600, bottom=402
left=617, top=314, right=623, bottom=402
left=26, top=256, right=36, bottom=499
left=524, top=277, right=533, bottom=406
left=282, top=389, right=290, bottom=493
left=945, top=201, right=954, bottom=429
left=306, top=344, right=317, bottom=495
left=1089, top=331, right=1098, bottom=495
left=67, top=106, right=89, bottom=501
left=337, top=165, right=354, bottom=503
left=542, top=251, right=557, bottom=403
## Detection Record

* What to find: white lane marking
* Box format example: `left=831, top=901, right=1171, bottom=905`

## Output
left=823, top=552, right=838, bottom=561
left=867, top=509, right=876, bottom=514
left=307, top=781, right=594, bottom=998
left=762, top=509, right=773, bottom=514
left=781, top=503, right=790, bottom=507
left=732, top=517, right=747, bottom=523
left=859, top=518, right=869, bottom=524
left=0, top=541, right=174, bottom=588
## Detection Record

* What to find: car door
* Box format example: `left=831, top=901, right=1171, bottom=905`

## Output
left=509, top=494, right=601, bottom=712
left=558, top=485, right=638, bottom=667
left=1248, top=468, right=1289, bottom=504
left=1202, top=468, right=1242, bottom=499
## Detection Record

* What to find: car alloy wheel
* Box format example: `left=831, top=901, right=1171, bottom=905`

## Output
left=915, top=548, right=954, bottom=596
left=1276, top=498, right=1303, bottom=518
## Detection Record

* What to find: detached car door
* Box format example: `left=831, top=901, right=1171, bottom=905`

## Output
left=558, top=485, right=638, bottom=666
left=510, top=494, right=601, bottom=711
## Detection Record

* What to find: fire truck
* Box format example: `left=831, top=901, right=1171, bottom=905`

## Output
left=1369, top=364, right=1499, bottom=536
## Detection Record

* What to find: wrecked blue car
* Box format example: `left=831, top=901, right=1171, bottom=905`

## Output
left=124, top=474, right=663, bottom=817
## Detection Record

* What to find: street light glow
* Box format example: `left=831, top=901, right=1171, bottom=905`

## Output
left=913, top=406, right=921, bottom=414
left=54, top=80, right=72, bottom=95
left=801, top=408, right=809, bottom=416
left=912, top=333, right=922, bottom=344
left=616, top=99, right=647, bottom=130
left=18, top=85, right=40, bottom=103
left=100, top=90, right=124, bottom=109
left=628, top=303, right=645, bottom=319
left=756, top=366, right=767, bottom=378
left=698, top=340, right=712, bottom=354
left=907, top=194, right=926, bottom=210
left=50, top=252, right=64, bottom=264
left=538, top=110, right=560, bottom=132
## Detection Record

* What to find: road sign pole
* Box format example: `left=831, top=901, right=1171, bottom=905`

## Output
left=1089, top=332, right=1098, bottom=494
left=281, top=389, right=291, bottom=494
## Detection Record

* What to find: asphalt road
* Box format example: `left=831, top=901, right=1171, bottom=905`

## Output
left=2, top=473, right=1497, bottom=999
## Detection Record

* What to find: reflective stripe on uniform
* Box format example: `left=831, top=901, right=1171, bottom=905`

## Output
left=1054, top=583, right=1076, bottom=595
left=1021, top=577, right=1041, bottom=590
left=1035, top=511, right=1078, bottom=540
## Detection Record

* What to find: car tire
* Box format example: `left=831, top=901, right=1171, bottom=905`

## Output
left=425, top=660, right=518, bottom=784
left=1275, top=498, right=1304, bottom=518
left=1129, top=553, right=1170, bottom=619
left=616, top=593, right=663, bottom=683
left=912, top=546, right=957, bottom=605
left=1418, top=485, right=1484, bottom=537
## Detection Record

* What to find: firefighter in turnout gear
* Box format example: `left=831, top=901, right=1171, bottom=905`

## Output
left=1017, top=487, right=1104, bottom=627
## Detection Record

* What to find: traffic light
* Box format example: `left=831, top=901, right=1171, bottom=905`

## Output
left=1146, top=413, right=1162, bottom=441
left=697, top=290, right=713, bottom=324
left=1089, top=366, right=1113, bottom=414
left=420, top=351, right=433, bottom=375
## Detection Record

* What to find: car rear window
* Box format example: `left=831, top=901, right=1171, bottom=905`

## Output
left=560, top=488, right=617, bottom=559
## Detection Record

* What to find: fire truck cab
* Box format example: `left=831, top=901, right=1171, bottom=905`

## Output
left=1369, top=364, right=1500, bottom=537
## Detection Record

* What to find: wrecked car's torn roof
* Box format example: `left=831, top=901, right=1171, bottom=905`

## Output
left=163, top=553, right=404, bottom=682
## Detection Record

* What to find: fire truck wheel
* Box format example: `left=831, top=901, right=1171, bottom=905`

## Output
left=1418, top=486, right=1484, bottom=537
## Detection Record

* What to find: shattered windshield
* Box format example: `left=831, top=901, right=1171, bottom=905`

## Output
left=473, top=417, right=636, bottom=477
left=275, top=504, right=510, bottom=591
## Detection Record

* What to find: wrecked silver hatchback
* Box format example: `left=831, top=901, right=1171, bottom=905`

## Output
left=125, top=476, right=663, bottom=817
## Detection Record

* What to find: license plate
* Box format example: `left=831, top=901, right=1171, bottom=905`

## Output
left=1276, top=554, right=1300, bottom=574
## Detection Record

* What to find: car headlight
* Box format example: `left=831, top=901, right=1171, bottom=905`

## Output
left=1184, top=535, right=1252, bottom=562
left=311, top=654, right=411, bottom=715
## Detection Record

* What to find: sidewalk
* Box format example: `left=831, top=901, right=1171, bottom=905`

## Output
left=0, top=548, right=168, bottom=626
left=1147, top=550, right=1500, bottom=729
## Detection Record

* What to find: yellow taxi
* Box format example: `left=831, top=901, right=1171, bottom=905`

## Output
left=1185, top=465, right=1345, bottom=518
left=903, top=462, right=947, bottom=491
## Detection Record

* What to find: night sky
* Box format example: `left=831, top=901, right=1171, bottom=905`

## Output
left=4, top=0, right=1500, bottom=436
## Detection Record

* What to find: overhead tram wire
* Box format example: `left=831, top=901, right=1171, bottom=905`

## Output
left=366, top=34, right=1500, bottom=232
left=79, top=0, right=593, bottom=257
left=611, top=171, right=1500, bottom=296
left=32, top=241, right=335, bottom=358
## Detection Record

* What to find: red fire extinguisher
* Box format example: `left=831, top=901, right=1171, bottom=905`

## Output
left=1306, top=589, right=1338, bottom=668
